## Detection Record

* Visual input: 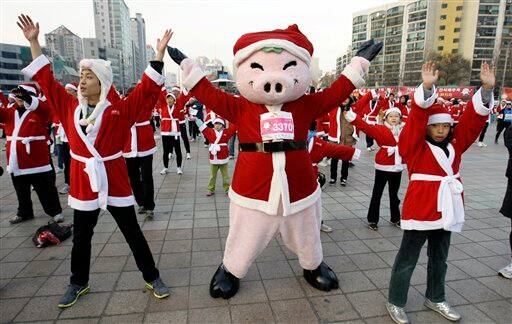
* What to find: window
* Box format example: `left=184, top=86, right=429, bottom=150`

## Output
left=454, top=28, right=460, bottom=32
left=1, top=51, right=17, bottom=59
left=439, top=35, right=445, bottom=40
left=442, top=3, right=448, bottom=8
left=453, top=38, right=459, bottom=43
left=440, top=25, right=446, bottom=30
left=440, top=15, right=447, bottom=20
left=456, top=6, right=463, bottom=11
left=452, top=49, right=458, bottom=54
left=455, top=17, right=461, bottom=22
left=438, top=46, right=444, bottom=51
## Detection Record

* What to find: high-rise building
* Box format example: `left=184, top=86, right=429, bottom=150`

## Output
left=351, top=0, right=511, bottom=87
left=44, top=25, right=83, bottom=69
left=336, top=45, right=352, bottom=76
left=146, top=45, right=156, bottom=62
left=130, top=13, right=147, bottom=80
left=83, top=37, right=123, bottom=87
left=0, top=43, right=32, bottom=92
left=93, top=0, right=134, bottom=91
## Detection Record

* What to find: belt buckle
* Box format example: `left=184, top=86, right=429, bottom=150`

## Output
left=256, top=142, right=266, bottom=153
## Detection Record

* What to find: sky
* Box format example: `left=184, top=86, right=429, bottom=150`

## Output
left=0, top=0, right=385, bottom=76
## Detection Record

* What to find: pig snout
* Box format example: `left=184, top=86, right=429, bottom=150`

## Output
left=254, top=74, right=293, bottom=97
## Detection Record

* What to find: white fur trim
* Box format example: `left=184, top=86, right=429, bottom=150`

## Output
left=472, top=88, right=493, bottom=117
left=210, top=158, right=230, bottom=165
left=24, top=96, right=39, bottom=111
left=400, top=218, right=445, bottom=231
left=21, top=54, right=50, bottom=78
left=371, top=89, right=378, bottom=99
left=68, top=195, right=134, bottom=211
left=144, top=65, right=165, bottom=85
left=384, top=107, right=402, bottom=117
left=65, top=83, right=78, bottom=91
left=136, top=146, right=157, bottom=157
left=181, top=58, right=207, bottom=91
left=341, top=57, right=369, bottom=89
left=199, top=123, right=208, bottom=132
left=345, top=110, right=357, bottom=122
left=10, top=164, right=52, bottom=176
left=352, top=148, right=361, bottom=161
left=166, top=92, right=176, bottom=100
left=327, top=136, right=339, bottom=143
left=160, top=132, right=180, bottom=137
left=233, top=38, right=312, bottom=67
left=428, top=113, right=453, bottom=125
left=19, top=84, right=36, bottom=95
left=414, top=84, right=437, bottom=109
left=374, top=163, right=406, bottom=172
left=213, top=118, right=225, bottom=126
left=316, top=131, right=325, bottom=136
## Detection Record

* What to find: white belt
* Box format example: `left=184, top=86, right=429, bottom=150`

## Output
left=410, top=172, right=464, bottom=231
left=382, top=145, right=403, bottom=171
left=209, top=143, right=227, bottom=156
left=6, top=135, right=46, bottom=154
left=134, top=120, right=150, bottom=127
left=128, top=121, right=151, bottom=156
left=70, top=150, right=123, bottom=210
left=161, top=118, right=179, bottom=137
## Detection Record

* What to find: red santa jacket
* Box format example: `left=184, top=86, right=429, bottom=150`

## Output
left=160, top=91, right=184, bottom=137
left=123, top=104, right=157, bottom=158
left=315, top=114, right=330, bottom=136
left=24, top=54, right=164, bottom=211
left=327, top=90, right=372, bottom=143
left=175, top=91, right=192, bottom=124
left=398, top=86, right=491, bottom=232
left=348, top=113, right=405, bottom=172
left=0, top=98, right=52, bottom=176
left=308, top=136, right=358, bottom=174
left=186, top=72, right=360, bottom=216
left=200, top=123, right=237, bottom=164
left=395, top=101, right=409, bottom=122
left=449, top=104, right=464, bottom=124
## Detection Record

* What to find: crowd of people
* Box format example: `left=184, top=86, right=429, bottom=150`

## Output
left=0, top=14, right=510, bottom=324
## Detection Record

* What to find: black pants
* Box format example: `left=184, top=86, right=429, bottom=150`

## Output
left=189, top=120, right=199, bottom=139
left=366, top=134, right=374, bottom=148
left=478, top=122, right=489, bottom=142
left=162, top=135, right=182, bottom=168
left=368, top=170, right=402, bottom=224
left=70, top=206, right=159, bottom=286
left=330, top=158, right=349, bottom=181
left=154, top=116, right=160, bottom=128
left=126, top=155, right=155, bottom=210
left=11, top=170, right=62, bottom=218
left=179, top=124, right=190, bottom=154
left=388, top=230, right=451, bottom=307
left=61, top=142, right=71, bottom=185
left=495, top=120, right=510, bottom=143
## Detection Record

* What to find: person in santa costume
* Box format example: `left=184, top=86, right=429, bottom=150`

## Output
left=495, top=100, right=512, bottom=144
left=122, top=86, right=158, bottom=219
left=196, top=117, right=236, bottom=196
left=355, top=89, right=380, bottom=150
left=448, top=98, right=464, bottom=128
left=18, top=14, right=171, bottom=308
left=167, top=24, right=382, bottom=298
left=173, top=87, right=193, bottom=159
left=344, top=106, right=405, bottom=231
left=385, top=61, right=495, bottom=324
left=159, top=91, right=184, bottom=175
left=0, top=83, right=63, bottom=224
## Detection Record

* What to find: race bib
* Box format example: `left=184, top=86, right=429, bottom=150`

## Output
left=190, top=108, right=198, bottom=116
left=504, top=113, right=512, bottom=122
left=260, top=111, right=294, bottom=141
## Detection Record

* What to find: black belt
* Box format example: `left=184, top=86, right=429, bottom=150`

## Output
left=239, top=140, right=307, bottom=153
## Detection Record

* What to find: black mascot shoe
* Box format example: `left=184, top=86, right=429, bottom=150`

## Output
left=303, top=261, right=339, bottom=291
left=209, top=263, right=240, bottom=299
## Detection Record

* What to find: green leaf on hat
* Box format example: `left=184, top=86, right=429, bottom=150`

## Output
left=262, top=47, right=284, bottom=54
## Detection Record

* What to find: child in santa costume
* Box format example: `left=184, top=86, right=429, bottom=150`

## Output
left=167, top=24, right=382, bottom=298
left=18, top=14, right=171, bottom=308
left=0, top=83, right=63, bottom=224
left=174, top=87, right=192, bottom=159
left=196, top=117, right=236, bottom=196
left=386, top=61, right=495, bottom=324
left=159, top=91, right=184, bottom=175
left=448, top=98, right=464, bottom=128
left=345, top=106, right=405, bottom=231
left=123, top=86, right=158, bottom=219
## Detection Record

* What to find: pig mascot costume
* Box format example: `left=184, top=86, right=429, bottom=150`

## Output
left=168, top=25, right=382, bottom=299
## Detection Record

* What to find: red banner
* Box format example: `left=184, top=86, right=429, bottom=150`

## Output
left=502, top=87, right=512, bottom=100
left=436, top=86, right=475, bottom=100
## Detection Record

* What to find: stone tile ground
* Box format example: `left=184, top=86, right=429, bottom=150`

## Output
left=1, top=124, right=511, bottom=323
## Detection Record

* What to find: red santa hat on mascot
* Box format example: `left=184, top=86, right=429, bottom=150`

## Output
left=232, top=24, right=314, bottom=67
left=427, top=104, right=453, bottom=126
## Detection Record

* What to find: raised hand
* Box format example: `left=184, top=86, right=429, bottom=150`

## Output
left=480, top=61, right=495, bottom=90
left=421, top=61, right=439, bottom=90
left=155, top=29, right=173, bottom=61
left=355, top=39, right=383, bottom=62
left=167, top=46, right=188, bottom=65
left=17, top=14, right=39, bottom=42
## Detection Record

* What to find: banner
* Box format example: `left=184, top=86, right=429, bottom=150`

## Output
left=436, top=86, right=475, bottom=100
left=502, top=87, right=512, bottom=100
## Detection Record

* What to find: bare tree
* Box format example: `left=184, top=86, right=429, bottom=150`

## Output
left=426, top=52, right=471, bottom=86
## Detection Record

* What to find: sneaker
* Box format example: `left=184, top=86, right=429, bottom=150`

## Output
left=204, top=144, right=208, bottom=148
left=368, top=222, right=378, bottom=231
left=176, top=167, right=183, bottom=174
left=145, top=277, right=170, bottom=299
left=386, top=302, right=410, bottom=324
left=348, top=161, right=355, bottom=167
left=424, top=299, right=461, bottom=322
left=58, top=284, right=90, bottom=308
left=9, top=215, right=34, bottom=224
left=190, top=138, right=195, bottom=142
left=367, top=147, right=374, bottom=151
left=498, top=262, right=512, bottom=279
left=477, top=141, right=484, bottom=147
left=320, top=223, right=333, bottom=233
left=392, top=220, right=401, bottom=228
left=229, top=155, right=235, bottom=160
left=137, top=206, right=147, bottom=214
left=59, top=184, right=70, bottom=195
left=53, top=214, right=64, bottom=223
left=160, top=168, right=168, bottom=175
left=55, top=167, right=63, bottom=174
left=186, top=153, right=191, bottom=159
left=145, top=210, right=155, bottom=220
left=340, top=179, right=347, bottom=187
left=328, top=179, right=336, bottom=186
left=206, top=191, right=214, bottom=196
left=481, top=142, right=487, bottom=147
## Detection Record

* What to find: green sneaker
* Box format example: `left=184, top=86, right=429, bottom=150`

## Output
left=58, top=284, right=90, bottom=308
left=145, top=277, right=170, bottom=299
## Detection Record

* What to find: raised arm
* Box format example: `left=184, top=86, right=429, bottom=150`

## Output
left=398, top=62, right=438, bottom=160
left=167, top=46, right=242, bottom=124
left=351, top=91, right=375, bottom=116
left=321, top=139, right=359, bottom=162
left=344, top=110, right=383, bottom=143
left=453, top=62, right=495, bottom=153
left=18, top=14, right=75, bottom=122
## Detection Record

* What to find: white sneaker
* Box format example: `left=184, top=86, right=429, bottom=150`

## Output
left=367, top=147, right=374, bottom=151
left=53, top=214, right=64, bottom=223
left=169, top=153, right=174, bottom=160
left=498, top=262, right=512, bottom=279
left=160, top=168, right=168, bottom=175
left=59, top=184, right=69, bottom=195
left=153, top=134, right=161, bottom=140
left=176, top=167, right=183, bottom=174
left=477, top=142, right=483, bottom=147
left=481, top=142, right=487, bottom=147
left=186, top=153, right=191, bottom=160
left=320, top=223, right=333, bottom=233
left=55, top=168, right=63, bottom=174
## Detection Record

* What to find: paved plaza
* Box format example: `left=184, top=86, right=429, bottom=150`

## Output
left=0, top=124, right=511, bottom=323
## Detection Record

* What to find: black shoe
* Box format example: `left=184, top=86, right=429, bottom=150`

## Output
left=328, top=179, right=336, bottom=185
left=137, top=206, right=147, bottom=214
left=303, top=261, right=339, bottom=291
left=368, top=222, right=378, bottom=231
left=209, top=264, right=240, bottom=299
left=392, top=220, right=401, bottom=228
left=340, top=179, right=347, bottom=187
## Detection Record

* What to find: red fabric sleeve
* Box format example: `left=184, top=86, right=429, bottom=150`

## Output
left=321, top=139, right=356, bottom=161
left=201, top=126, right=216, bottom=143
left=304, top=75, right=356, bottom=120
left=398, top=101, right=429, bottom=161
left=351, top=114, right=385, bottom=145
left=0, top=92, right=8, bottom=108
left=352, top=91, right=373, bottom=116
left=452, top=100, right=488, bottom=153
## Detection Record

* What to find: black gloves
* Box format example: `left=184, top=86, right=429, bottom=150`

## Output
left=355, top=39, right=383, bottom=62
left=167, top=46, right=188, bottom=65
